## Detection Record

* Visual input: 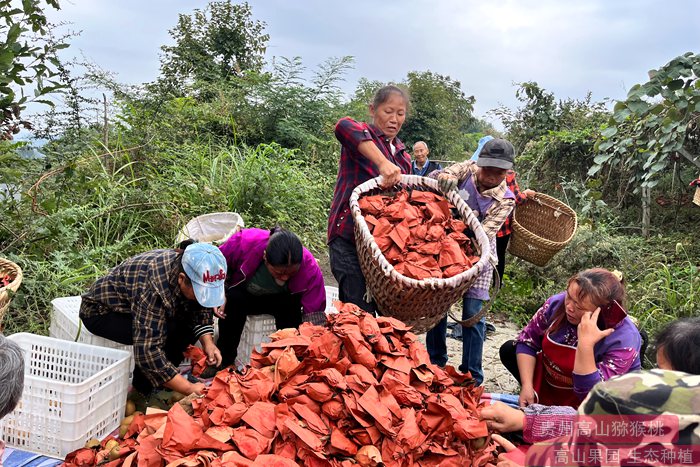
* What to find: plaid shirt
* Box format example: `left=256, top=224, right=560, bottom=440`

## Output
left=443, top=161, right=515, bottom=240
left=328, top=117, right=412, bottom=244
left=498, top=170, right=528, bottom=237
left=441, top=161, right=514, bottom=300
left=80, top=249, right=213, bottom=387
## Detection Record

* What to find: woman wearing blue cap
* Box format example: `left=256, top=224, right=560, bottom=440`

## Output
left=79, top=241, right=227, bottom=396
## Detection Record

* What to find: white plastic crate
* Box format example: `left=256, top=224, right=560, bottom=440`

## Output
left=324, top=285, right=339, bottom=314
left=236, top=314, right=276, bottom=367
left=0, top=333, right=131, bottom=458
left=234, top=286, right=341, bottom=367
left=50, top=296, right=135, bottom=376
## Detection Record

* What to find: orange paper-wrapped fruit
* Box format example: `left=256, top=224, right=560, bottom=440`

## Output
left=62, top=303, right=497, bottom=467
left=359, top=189, right=480, bottom=280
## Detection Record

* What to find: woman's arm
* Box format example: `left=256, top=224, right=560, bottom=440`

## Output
left=517, top=353, right=538, bottom=407
left=357, top=140, right=401, bottom=187
left=573, top=308, right=615, bottom=398
left=335, top=117, right=400, bottom=188
left=573, top=312, right=641, bottom=399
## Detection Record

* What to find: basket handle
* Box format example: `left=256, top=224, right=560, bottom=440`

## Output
left=531, top=195, right=575, bottom=217
left=449, top=266, right=501, bottom=328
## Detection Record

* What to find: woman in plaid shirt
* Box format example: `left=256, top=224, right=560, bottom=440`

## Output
left=328, top=85, right=412, bottom=313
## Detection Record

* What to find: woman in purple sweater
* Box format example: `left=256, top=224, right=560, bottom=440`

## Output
left=499, top=268, right=642, bottom=408
left=213, top=227, right=326, bottom=368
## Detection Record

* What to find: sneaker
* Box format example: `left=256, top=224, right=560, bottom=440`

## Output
left=485, top=322, right=497, bottom=334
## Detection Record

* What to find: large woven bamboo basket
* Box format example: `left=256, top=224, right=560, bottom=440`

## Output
left=349, top=175, right=492, bottom=334
left=508, top=193, right=577, bottom=267
left=0, top=258, right=23, bottom=325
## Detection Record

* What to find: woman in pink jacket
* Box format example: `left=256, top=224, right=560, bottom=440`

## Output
left=214, top=227, right=326, bottom=368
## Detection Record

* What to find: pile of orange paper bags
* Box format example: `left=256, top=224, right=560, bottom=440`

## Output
left=358, top=190, right=480, bottom=280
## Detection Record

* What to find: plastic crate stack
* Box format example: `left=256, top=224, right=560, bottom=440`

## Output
left=0, top=333, right=130, bottom=458
left=49, top=296, right=135, bottom=377
left=235, top=285, right=340, bottom=367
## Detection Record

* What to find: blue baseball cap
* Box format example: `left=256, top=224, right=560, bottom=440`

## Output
left=182, top=243, right=227, bottom=308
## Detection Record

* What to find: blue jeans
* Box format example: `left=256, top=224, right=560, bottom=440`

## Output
left=425, top=296, right=485, bottom=384
left=426, top=316, right=448, bottom=367
left=460, top=297, right=485, bottom=385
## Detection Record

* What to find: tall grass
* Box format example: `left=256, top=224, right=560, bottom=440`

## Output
left=1, top=140, right=332, bottom=334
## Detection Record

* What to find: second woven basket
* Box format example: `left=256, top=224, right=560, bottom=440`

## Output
left=349, top=175, right=492, bottom=334
left=508, top=193, right=577, bottom=267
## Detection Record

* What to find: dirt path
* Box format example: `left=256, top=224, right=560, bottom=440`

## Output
left=415, top=310, right=520, bottom=394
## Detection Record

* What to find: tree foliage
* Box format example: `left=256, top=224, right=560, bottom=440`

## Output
left=0, top=0, right=65, bottom=139
left=157, top=0, right=269, bottom=96
left=401, top=71, right=475, bottom=159
left=592, top=52, right=700, bottom=190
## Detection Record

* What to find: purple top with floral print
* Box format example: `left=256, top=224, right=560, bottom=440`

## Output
left=516, top=292, right=642, bottom=400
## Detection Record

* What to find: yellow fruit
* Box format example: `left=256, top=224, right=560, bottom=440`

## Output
left=84, top=437, right=101, bottom=449
left=168, top=391, right=186, bottom=403
left=124, top=400, right=136, bottom=417
left=108, top=444, right=122, bottom=461
left=105, top=439, right=119, bottom=451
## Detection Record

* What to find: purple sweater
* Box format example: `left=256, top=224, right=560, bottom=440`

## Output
left=218, top=228, right=326, bottom=314
left=516, top=292, right=642, bottom=400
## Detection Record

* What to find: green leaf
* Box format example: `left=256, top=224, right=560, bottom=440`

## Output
left=650, top=161, right=666, bottom=173
left=594, top=153, right=613, bottom=164
left=0, top=49, right=14, bottom=68
left=627, top=99, right=649, bottom=114
left=667, top=79, right=684, bottom=91
left=600, top=126, right=618, bottom=138
left=644, top=82, right=663, bottom=97
left=627, top=84, right=643, bottom=98
left=588, top=165, right=602, bottom=176
left=613, top=108, right=632, bottom=123
left=598, top=140, right=614, bottom=152
left=7, top=24, right=22, bottom=44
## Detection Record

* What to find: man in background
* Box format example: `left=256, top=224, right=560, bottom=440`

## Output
left=412, top=141, right=442, bottom=176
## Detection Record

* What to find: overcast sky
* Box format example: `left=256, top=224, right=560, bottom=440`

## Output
left=47, top=0, right=700, bottom=127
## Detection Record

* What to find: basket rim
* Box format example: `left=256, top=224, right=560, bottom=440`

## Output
left=349, top=174, right=492, bottom=289
left=511, top=192, right=578, bottom=246
left=0, top=257, right=23, bottom=294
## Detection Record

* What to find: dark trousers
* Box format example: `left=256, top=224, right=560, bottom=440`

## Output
left=216, top=284, right=302, bottom=367
left=329, top=237, right=376, bottom=314
left=499, top=339, right=523, bottom=384
left=81, top=310, right=196, bottom=395
left=494, top=234, right=510, bottom=287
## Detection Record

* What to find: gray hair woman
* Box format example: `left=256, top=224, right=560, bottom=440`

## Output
left=0, top=333, right=24, bottom=420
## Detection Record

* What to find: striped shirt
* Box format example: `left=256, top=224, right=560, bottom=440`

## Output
left=80, top=249, right=214, bottom=387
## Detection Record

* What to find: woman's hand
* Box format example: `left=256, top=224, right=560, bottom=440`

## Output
left=480, top=402, right=525, bottom=433
left=492, top=434, right=522, bottom=467
left=522, top=189, right=536, bottom=199
left=189, top=382, right=206, bottom=395
left=378, top=159, right=401, bottom=188
left=577, top=307, right=614, bottom=349
left=518, top=385, right=536, bottom=407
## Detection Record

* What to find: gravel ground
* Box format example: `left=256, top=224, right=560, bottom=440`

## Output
left=416, top=308, right=521, bottom=395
